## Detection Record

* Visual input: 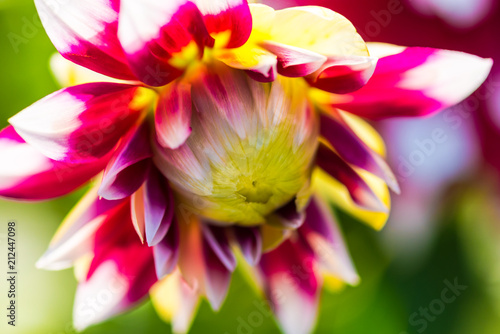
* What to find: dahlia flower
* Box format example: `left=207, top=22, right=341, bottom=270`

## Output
left=0, top=0, right=492, bottom=333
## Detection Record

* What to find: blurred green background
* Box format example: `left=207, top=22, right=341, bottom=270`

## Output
left=1, top=1, right=500, bottom=334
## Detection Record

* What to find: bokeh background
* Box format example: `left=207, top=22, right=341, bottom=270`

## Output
left=1, top=0, right=500, bottom=333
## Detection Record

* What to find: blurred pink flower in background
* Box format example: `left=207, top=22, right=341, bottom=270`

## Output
left=409, top=0, right=495, bottom=29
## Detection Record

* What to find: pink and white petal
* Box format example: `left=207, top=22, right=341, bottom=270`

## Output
left=324, top=44, right=493, bottom=119
left=153, top=141, right=212, bottom=198
left=35, top=0, right=136, bottom=80
left=194, top=0, right=252, bottom=48
left=215, top=46, right=277, bottom=82
left=320, top=113, right=400, bottom=193
left=232, top=226, right=262, bottom=265
left=316, top=142, right=387, bottom=212
left=178, top=215, right=230, bottom=311
left=153, top=218, right=179, bottom=279
left=151, top=270, right=201, bottom=334
left=202, top=232, right=232, bottom=311
left=192, top=65, right=256, bottom=139
left=259, top=41, right=326, bottom=77
left=306, top=55, right=377, bottom=94
left=36, top=186, right=125, bottom=270
left=259, top=237, right=320, bottom=334
left=155, top=82, right=192, bottom=149
left=99, top=122, right=153, bottom=200
left=144, top=168, right=175, bottom=246
left=74, top=245, right=156, bottom=330
left=87, top=200, right=139, bottom=274
left=300, top=196, right=359, bottom=285
left=0, top=126, right=108, bottom=200
left=118, top=0, right=213, bottom=86
left=202, top=223, right=237, bottom=272
left=9, top=83, right=146, bottom=163
left=272, top=200, right=306, bottom=229
left=85, top=199, right=156, bottom=283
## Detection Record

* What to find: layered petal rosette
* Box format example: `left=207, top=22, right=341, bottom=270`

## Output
left=0, top=1, right=492, bottom=333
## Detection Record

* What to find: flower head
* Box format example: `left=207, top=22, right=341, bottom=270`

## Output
left=0, top=0, right=492, bottom=333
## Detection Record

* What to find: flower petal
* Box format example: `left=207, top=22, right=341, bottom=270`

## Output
left=151, top=270, right=200, bottom=334
left=153, top=218, right=179, bottom=279
left=194, top=0, right=252, bottom=48
left=259, top=40, right=326, bottom=77
left=155, top=82, right=192, bottom=149
left=306, top=55, right=377, bottom=94
left=215, top=45, right=277, bottom=82
left=98, top=121, right=153, bottom=200
left=249, top=4, right=369, bottom=82
left=260, top=236, right=320, bottom=334
left=191, top=64, right=256, bottom=139
left=0, top=126, right=108, bottom=200
left=34, top=0, right=136, bottom=80
left=312, top=168, right=391, bottom=231
left=271, top=200, right=306, bottom=229
left=49, top=199, right=156, bottom=330
left=322, top=44, right=493, bottom=119
left=202, top=231, right=232, bottom=311
left=320, top=112, right=399, bottom=193
left=202, top=223, right=236, bottom=272
left=178, top=212, right=231, bottom=311
left=118, top=0, right=213, bottom=86
left=316, top=142, right=387, bottom=212
left=50, top=53, right=126, bottom=87
left=144, top=168, right=175, bottom=246
left=130, top=185, right=146, bottom=243
left=178, top=215, right=205, bottom=290
left=232, top=226, right=262, bottom=265
left=36, top=186, right=124, bottom=270
left=300, top=196, right=359, bottom=285
left=9, top=83, right=147, bottom=163
left=260, top=224, right=291, bottom=252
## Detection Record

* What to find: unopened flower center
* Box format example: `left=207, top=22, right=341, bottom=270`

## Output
left=237, top=179, right=273, bottom=204
left=154, top=67, right=319, bottom=226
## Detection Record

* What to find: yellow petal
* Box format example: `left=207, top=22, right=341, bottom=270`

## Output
left=313, top=168, right=390, bottom=230
left=249, top=4, right=368, bottom=57
left=260, top=223, right=290, bottom=252
left=214, top=45, right=277, bottom=80
left=321, top=272, right=348, bottom=292
left=151, top=270, right=200, bottom=334
left=73, top=253, right=93, bottom=282
left=365, top=42, right=406, bottom=58
left=50, top=53, right=126, bottom=86
left=340, top=111, right=387, bottom=157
